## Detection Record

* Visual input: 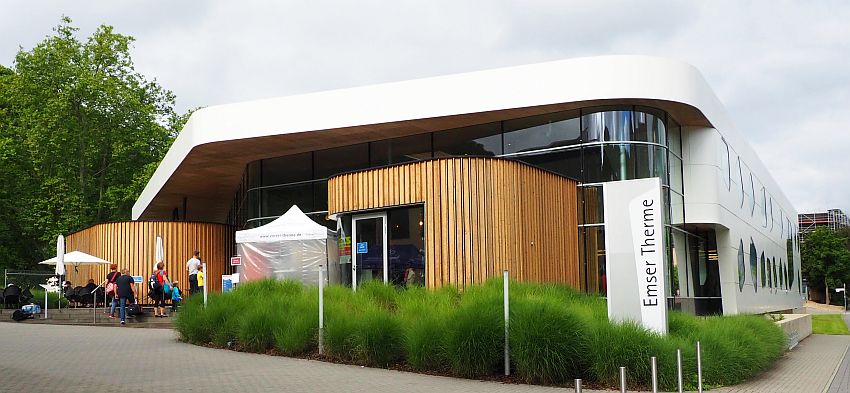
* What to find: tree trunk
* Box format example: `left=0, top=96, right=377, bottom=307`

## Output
left=826, top=281, right=830, bottom=305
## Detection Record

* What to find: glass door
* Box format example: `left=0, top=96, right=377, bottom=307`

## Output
left=352, top=213, right=387, bottom=290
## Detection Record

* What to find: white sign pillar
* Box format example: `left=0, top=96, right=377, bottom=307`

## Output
left=603, top=178, right=668, bottom=335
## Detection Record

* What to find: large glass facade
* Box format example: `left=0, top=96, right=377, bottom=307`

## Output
left=229, top=105, right=685, bottom=297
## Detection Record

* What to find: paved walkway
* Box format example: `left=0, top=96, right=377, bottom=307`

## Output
left=0, top=322, right=848, bottom=393
left=825, top=313, right=850, bottom=393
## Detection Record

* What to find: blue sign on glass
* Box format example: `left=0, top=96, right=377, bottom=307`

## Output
left=132, top=276, right=143, bottom=284
left=356, top=242, right=368, bottom=254
left=222, top=278, right=233, bottom=293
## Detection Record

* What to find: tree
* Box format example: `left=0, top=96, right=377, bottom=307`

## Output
left=801, top=227, right=850, bottom=305
left=0, top=17, right=182, bottom=269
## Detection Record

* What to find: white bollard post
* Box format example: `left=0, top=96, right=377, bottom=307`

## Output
left=677, top=348, right=683, bottom=393
left=619, top=366, right=627, bottom=393
left=651, top=356, right=658, bottom=393
left=697, top=341, right=703, bottom=393
left=44, top=290, right=48, bottom=319
left=318, top=265, right=324, bottom=355
left=203, top=263, right=208, bottom=308
left=574, top=378, right=583, bottom=393
left=503, top=270, right=510, bottom=376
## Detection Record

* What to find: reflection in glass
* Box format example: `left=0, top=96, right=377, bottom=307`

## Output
left=433, top=122, right=502, bottom=157
left=262, top=152, right=312, bottom=185
left=580, top=226, right=606, bottom=294
left=584, top=144, right=667, bottom=183
left=387, top=207, right=426, bottom=287
left=504, top=111, right=580, bottom=154
left=314, top=143, right=369, bottom=179
left=737, top=239, right=745, bottom=292
left=370, top=133, right=432, bottom=166
left=516, top=148, right=582, bottom=180
left=354, top=216, right=385, bottom=288
left=582, top=109, right=633, bottom=142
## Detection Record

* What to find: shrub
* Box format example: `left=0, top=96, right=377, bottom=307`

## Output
left=29, top=288, right=68, bottom=309
left=357, top=280, right=399, bottom=311
left=174, top=295, right=210, bottom=344
left=445, top=286, right=503, bottom=377
left=274, top=289, right=319, bottom=355
left=397, top=286, right=456, bottom=370
left=510, top=297, right=588, bottom=384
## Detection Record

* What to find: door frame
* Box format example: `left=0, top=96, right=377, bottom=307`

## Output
left=351, top=212, right=388, bottom=291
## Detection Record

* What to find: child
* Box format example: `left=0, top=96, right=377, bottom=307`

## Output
left=171, top=281, right=182, bottom=312
left=197, top=265, right=205, bottom=295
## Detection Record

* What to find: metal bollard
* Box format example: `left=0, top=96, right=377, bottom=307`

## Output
left=318, top=266, right=325, bottom=355
left=697, top=341, right=703, bottom=393
left=677, top=348, right=683, bottom=393
left=651, top=356, right=658, bottom=393
left=620, top=366, right=627, bottom=393
left=503, top=270, right=510, bottom=376
left=574, top=378, right=582, bottom=393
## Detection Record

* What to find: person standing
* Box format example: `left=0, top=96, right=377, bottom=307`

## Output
left=150, top=262, right=172, bottom=318
left=187, top=251, right=200, bottom=295
left=196, top=264, right=205, bottom=296
left=115, top=268, right=136, bottom=325
left=105, top=264, right=121, bottom=319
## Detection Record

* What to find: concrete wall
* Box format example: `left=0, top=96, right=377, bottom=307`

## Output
left=777, top=314, right=812, bottom=349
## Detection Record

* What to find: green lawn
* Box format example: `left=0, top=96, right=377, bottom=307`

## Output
left=812, top=314, right=850, bottom=335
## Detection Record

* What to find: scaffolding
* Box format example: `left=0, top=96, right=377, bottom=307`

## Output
left=799, top=208, right=850, bottom=239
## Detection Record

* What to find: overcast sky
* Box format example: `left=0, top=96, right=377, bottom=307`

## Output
left=2, top=1, right=848, bottom=215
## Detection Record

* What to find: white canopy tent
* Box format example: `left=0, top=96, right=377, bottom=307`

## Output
left=235, top=205, right=339, bottom=285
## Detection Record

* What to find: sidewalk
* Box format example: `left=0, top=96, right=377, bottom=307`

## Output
left=0, top=322, right=847, bottom=393
left=825, top=313, right=850, bottom=393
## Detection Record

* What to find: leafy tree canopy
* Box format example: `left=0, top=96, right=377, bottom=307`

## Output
left=801, top=227, right=850, bottom=304
left=0, top=17, right=186, bottom=270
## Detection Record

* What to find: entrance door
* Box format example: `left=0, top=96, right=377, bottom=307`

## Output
left=352, top=213, right=387, bottom=290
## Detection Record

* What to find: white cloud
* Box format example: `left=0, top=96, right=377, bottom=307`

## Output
left=1, top=0, right=849, bottom=214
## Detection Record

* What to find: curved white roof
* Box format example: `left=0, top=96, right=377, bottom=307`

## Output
left=133, top=55, right=786, bottom=222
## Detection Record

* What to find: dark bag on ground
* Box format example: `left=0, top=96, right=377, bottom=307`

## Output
left=12, top=309, right=31, bottom=321
left=126, top=303, right=143, bottom=316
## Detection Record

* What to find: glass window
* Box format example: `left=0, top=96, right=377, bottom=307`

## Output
left=754, top=240, right=764, bottom=288
left=516, top=148, right=582, bottom=180
left=787, top=237, right=795, bottom=289
left=503, top=110, right=580, bottom=154
left=748, top=173, right=756, bottom=216
left=738, top=158, right=745, bottom=208
left=581, top=226, right=606, bottom=294
left=433, top=122, right=502, bottom=157
left=667, top=117, right=682, bottom=157
left=581, top=186, right=604, bottom=225
left=746, top=239, right=757, bottom=293
left=634, top=106, right=667, bottom=144
left=765, top=252, right=771, bottom=288
left=772, top=257, right=778, bottom=290
left=670, top=191, right=684, bottom=225
left=737, top=239, right=745, bottom=292
left=260, top=182, right=315, bottom=218
left=583, top=144, right=667, bottom=183
left=247, top=161, right=262, bottom=189
left=761, top=188, right=768, bottom=227
left=261, top=152, right=312, bottom=186
left=314, top=143, right=369, bottom=179
left=669, top=155, right=683, bottom=194
left=370, top=133, right=432, bottom=167
left=581, top=108, right=633, bottom=142
left=387, top=206, right=426, bottom=288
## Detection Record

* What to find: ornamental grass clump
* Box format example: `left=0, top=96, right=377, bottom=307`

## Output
left=397, top=286, right=457, bottom=371
left=445, top=282, right=504, bottom=377
left=175, top=277, right=789, bottom=390
left=509, top=296, right=589, bottom=384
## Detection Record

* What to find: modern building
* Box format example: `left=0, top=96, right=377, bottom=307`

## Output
left=799, top=209, right=850, bottom=240
left=130, top=55, right=804, bottom=315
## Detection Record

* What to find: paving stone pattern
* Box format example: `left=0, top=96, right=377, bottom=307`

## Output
left=1, top=322, right=848, bottom=393
left=825, top=314, right=850, bottom=393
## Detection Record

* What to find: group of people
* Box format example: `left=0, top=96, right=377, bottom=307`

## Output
left=96, top=251, right=205, bottom=325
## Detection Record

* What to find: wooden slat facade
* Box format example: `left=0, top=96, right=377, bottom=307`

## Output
left=328, top=157, right=580, bottom=289
left=64, top=221, right=235, bottom=301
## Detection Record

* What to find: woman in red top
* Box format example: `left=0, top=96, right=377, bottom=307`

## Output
left=105, top=264, right=120, bottom=318
left=151, top=262, right=172, bottom=317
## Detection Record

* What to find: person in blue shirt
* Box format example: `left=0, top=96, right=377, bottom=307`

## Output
left=171, top=281, right=182, bottom=312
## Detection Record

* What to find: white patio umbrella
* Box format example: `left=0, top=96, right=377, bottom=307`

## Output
left=55, top=235, right=65, bottom=276
left=154, top=236, right=164, bottom=270
left=39, top=251, right=112, bottom=267
left=54, top=235, right=65, bottom=314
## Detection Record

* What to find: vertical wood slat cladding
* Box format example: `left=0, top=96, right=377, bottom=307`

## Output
left=328, top=157, right=580, bottom=289
left=63, top=222, right=234, bottom=302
